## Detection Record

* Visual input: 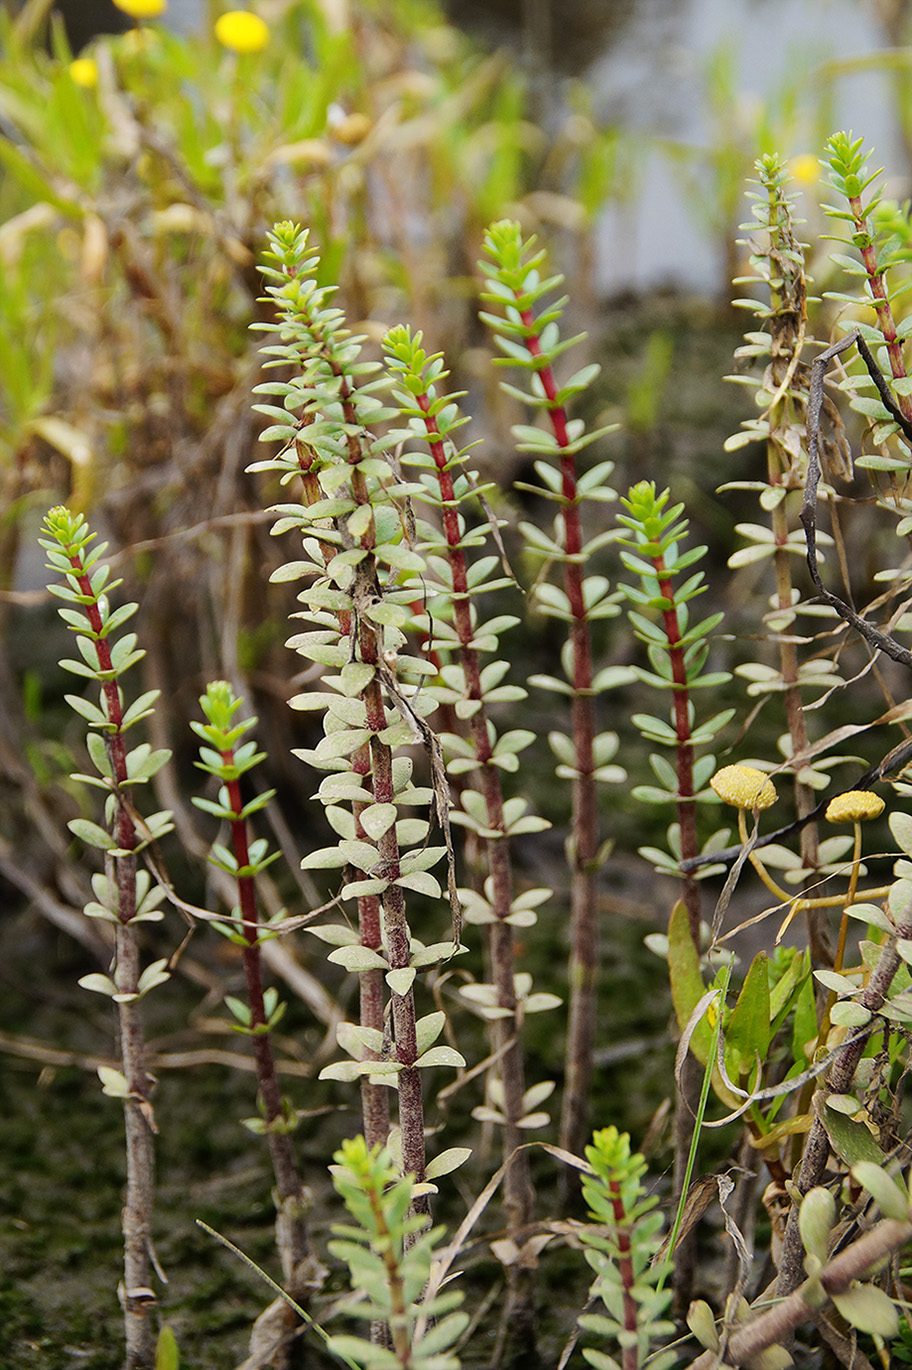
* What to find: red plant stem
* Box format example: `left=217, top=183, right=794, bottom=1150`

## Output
left=337, top=378, right=428, bottom=1214
left=415, top=394, right=534, bottom=1238
left=68, top=551, right=155, bottom=1370
left=651, top=553, right=701, bottom=940
left=849, top=195, right=912, bottom=415
left=295, top=436, right=389, bottom=1148
left=220, top=769, right=310, bottom=1239
left=608, top=1179, right=640, bottom=1370
left=520, top=315, right=600, bottom=1164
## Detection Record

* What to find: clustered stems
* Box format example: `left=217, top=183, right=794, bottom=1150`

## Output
left=295, top=439, right=389, bottom=1151
left=776, top=891, right=912, bottom=1296
left=193, top=684, right=314, bottom=1302
left=253, top=225, right=463, bottom=1237
left=343, top=396, right=428, bottom=1209
left=694, top=1216, right=912, bottom=1370
left=409, top=378, right=533, bottom=1235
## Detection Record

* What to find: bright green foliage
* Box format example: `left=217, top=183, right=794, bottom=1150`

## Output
left=327, top=1137, right=468, bottom=1369
left=251, top=222, right=467, bottom=1207
left=192, top=683, right=274, bottom=818
left=39, top=505, right=173, bottom=868
left=577, top=1127, right=675, bottom=1370
left=479, top=218, right=629, bottom=1159
left=191, top=681, right=281, bottom=909
left=477, top=222, right=633, bottom=787
left=381, top=322, right=556, bottom=1176
left=823, top=131, right=912, bottom=470
left=617, top=481, right=733, bottom=884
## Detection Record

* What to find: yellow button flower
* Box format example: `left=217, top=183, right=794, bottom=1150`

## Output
left=710, top=764, right=777, bottom=811
left=215, top=10, right=270, bottom=53
left=825, top=791, right=885, bottom=823
left=69, top=58, right=98, bottom=88
left=112, top=0, right=167, bottom=16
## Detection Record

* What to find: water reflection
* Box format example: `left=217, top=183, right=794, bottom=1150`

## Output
left=452, top=0, right=905, bottom=294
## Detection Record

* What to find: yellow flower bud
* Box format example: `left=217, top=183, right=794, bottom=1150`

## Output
left=824, top=791, right=885, bottom=823
left=112, top=0, right=167, bottom=17
left=69, top=58, right=99, bottom=88
left=710, top=764, right=777, bottom=811
left=215, top=10, right=270, bottom=53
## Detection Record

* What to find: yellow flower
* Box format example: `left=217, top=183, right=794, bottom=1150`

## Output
left=112, top=0, right=167, bottom=17
left=710, top=764, right=777, bottom=811
left=215, top=10, right=270, bottom=53
left=825, top=791, right=885, bottom=823
left=789, top=154, right=820, bottom=187
left=68, top=58, right=98, bottom=88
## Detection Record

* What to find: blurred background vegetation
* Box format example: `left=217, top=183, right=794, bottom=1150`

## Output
left=5, top=0, right=912, bottom=1364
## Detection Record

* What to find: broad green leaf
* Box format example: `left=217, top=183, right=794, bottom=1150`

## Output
left=726, top=951, right=771, bottom=1078
left=818, top=1097, right=883, bottom=1167
left=78, top=972, right=117, bottom=997
left=668, top=901, right=711, bottom=1063
left=155, top=1326, right=180, bottom=1370
left=415, top=1011, right=446, bottom=1054
left=358, top=803, right=397, bottom=842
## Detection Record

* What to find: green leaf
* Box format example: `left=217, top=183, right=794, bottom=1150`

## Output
left=328, top=946, right=388, bottom=973
left=394, top=871, right=442, bottom=898
left=68, top=818, right=115, bottom=850
left=425, top=1147, right=472, bottom=1181
left=818, top=1097, right=883, bottom=1166
left=358, top=803, right=397, bottom=842
left=386, top=967, right=416, bottom=996
left=799, top=1186, right=835, bottom=1265
left=830, top=1283, right=899, bottom=1338
left=97, top=1066, right=130, bottom=1098
left=668, top=901, right=711, bottom=1062
left=155, top=1326, right=180, bottom=1370
left=65, top=694, right=109, bottom=727
left=415, top=1045, right=466, bottom=1068
left=78, top=972, right=117, bottom=997
left=726, top=952, right=771, bottom=1077
left=851, top=1161, right=911, bottom=1221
